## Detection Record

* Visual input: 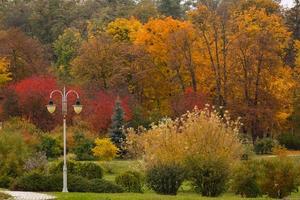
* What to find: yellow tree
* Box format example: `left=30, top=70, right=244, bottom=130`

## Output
left=134, top=17, right=203, bottom=115
left=227, top=7, right=293, bottom=138
left=189, top=2, right=236, bottom=107
left=106, top=17, right=142, bottom=42
left=0, top=57, right=11, bottom=85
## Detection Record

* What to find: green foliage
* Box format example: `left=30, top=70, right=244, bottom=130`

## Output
left=0, top=129, right=29, bottom=179
left=260, top=158, right=300, bottom=199
left=109, top=98, right=126, bottom=156
left=157, top=0, right=183, bottom=18
left=88, top=179, right=124, bottom=193
left=231, top=160, right=262, bottom=198
left=38, top=135, right=62, bottom=159
left=0, top=175, right=12, bottom=188
left=254, top=138, right=278, bottom=155
left=74, top=162, right=104, bottom=179
left=11, top=171, right=51, bottom=191
left=50, top=160, right=103, bottom=179
left=53, top=28, right=82, bottom=82
left=185, top=157, right=230, bottom=197
left=49, top=159, right=77, bottom=175
left=73, top=132, right=95, bottom=161
left=146, top=164, right=185, bottom=195
left=115, top=171, right=144, bottom=193
left=278, top=133, right=300, bottom=150
left=12, top=171, right=123, bottom=193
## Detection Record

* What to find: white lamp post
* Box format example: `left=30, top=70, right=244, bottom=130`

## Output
left=46, top=86, right=82, bottom=193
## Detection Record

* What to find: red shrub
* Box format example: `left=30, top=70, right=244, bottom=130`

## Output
left=84, top=91, right=132, bottom=135
left=12, top=76, right=60, bottom=131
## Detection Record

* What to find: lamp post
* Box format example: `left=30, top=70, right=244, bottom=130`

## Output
left=46, top=86, right=82, bottom=193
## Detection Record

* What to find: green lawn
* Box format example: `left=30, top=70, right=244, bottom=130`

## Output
left=52, top=192, right=272, bottom=200
left=51, top=188, right=300, bottom=200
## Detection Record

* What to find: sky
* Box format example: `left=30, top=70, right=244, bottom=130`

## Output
left=281, top=0, right=295, bottom=8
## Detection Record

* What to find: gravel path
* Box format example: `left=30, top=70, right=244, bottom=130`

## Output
left=3, top=191, right=55, bottom=200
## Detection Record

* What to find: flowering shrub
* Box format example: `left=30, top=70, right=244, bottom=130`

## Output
left=127, top=105, right=242, bottom=167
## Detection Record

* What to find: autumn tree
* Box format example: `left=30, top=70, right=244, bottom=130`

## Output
left=135, top=17, right=203, bottom=115
left=0, top=57, right=11, bottom=85
left=71, top=34, right=127, bottom=89
left=106, top=17, right=142, bottom=42
left=0, top=28, right=49, bottom=81
left=285, top=0, right=300, bottom=67
left=189, top=2, right=234, bottom=107
left=228, top=7, right=293, bottom=139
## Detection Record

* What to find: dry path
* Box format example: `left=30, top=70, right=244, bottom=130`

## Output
left=3, top=191, right=55, bottom=200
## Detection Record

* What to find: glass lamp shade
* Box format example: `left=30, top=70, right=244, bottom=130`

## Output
left=73, top=104, right=82, bottom=114
left=47, top=104, right=56, bottom=114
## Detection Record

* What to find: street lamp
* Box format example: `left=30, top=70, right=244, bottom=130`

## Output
left=46, top=86, right=82, bottom=193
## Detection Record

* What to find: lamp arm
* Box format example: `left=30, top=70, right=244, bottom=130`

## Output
left=66, top=90, right=80, bottom=99
left=50, top=90, right=63, bottom=99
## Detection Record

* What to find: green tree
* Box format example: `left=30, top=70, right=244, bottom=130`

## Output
left=53, top=28, right=82, bottom=82
left=109, top=97, right=126, bottom=156
left=157, top=0, right=183, bottom=18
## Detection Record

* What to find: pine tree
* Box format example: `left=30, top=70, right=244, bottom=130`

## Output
left=109, top=97, right=126, bottom=156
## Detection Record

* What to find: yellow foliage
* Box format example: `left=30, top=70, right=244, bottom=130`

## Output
left=106, top=17, right=142, bottom=42
left=92, top=138, right=118, bottom=161
left=0, top=57, right=11, bottom=85
left=127, top=106, right=243, bottom=168
left=296, top=40, right=300, bottom=68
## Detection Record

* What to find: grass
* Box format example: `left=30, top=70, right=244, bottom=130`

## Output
left=52, top=192, right=272, bottom=200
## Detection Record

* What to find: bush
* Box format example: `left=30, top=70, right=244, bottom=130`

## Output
left=73, top=132, right=95, bottom=161
left=278, top=133, right=300, bottom=150
left=0, top=129, right=30, bottom=179
left=260, top=158, right=300, bottom=199
left=115, top=171, right=144, bottom=193
left=231, top=160, right=262, bottom=198
left=88, top=179, right=124, bottom=193
left=92, top=138, right=118, bottom=161
left=185, top=157, right=230, bottom=197
left=0, top=175, right=12, bottom=188
left=146, top=164, right=185, bottom=195
left=68, top=175, right=90, bottom=192
left=49, top=160, right=77, bottom=175
left=11, top=172, right=123, bottom=193
left=38, top=135, right=62, bottom=159
left=11, top=172, right=50, bottom=191
left=49, top=160, right=103, bottom=180
left=254, top=138, right=278, bottom=155
left=74, top=162, right=103, bottom=179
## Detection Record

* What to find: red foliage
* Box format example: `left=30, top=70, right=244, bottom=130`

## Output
left=84, top=91, right=132, bottom=134
left=171, top=87, right=206, bottom=117
left=12, top=76, right=60, bottom=131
